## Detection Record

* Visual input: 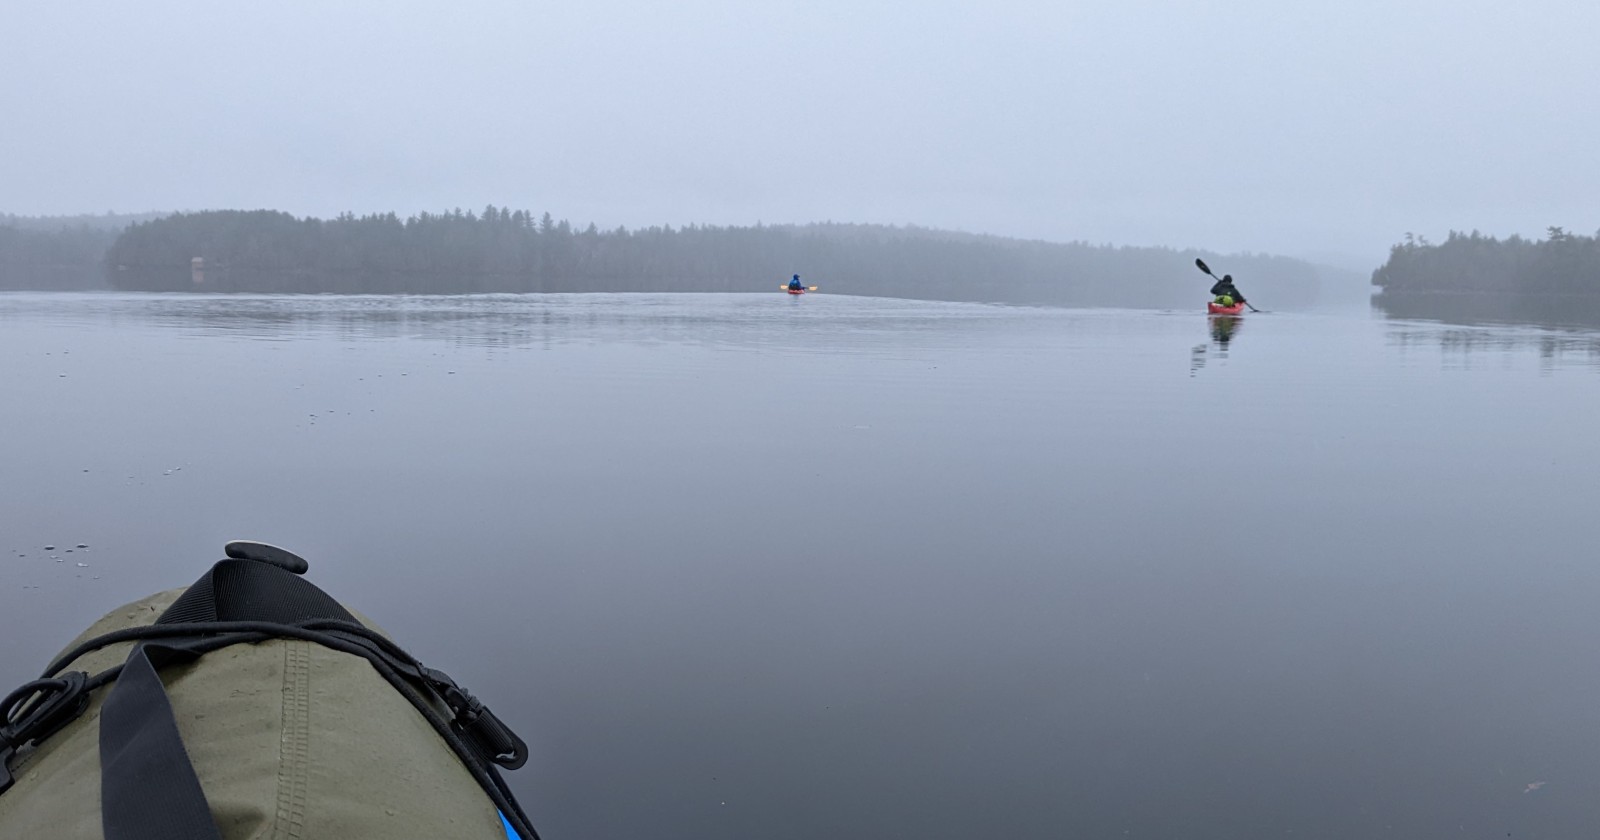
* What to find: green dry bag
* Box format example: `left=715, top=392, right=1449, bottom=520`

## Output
left=0, top=542, right=539, bottom=840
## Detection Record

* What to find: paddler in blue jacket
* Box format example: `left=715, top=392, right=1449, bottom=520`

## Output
left=789, top=274, right=804, bottom=291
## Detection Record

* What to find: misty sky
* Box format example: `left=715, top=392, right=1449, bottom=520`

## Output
left=4, top=0, right=1597, bottom=266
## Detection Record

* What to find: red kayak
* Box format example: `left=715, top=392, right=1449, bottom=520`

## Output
left=1207, top=301, right=1245, bottom=315
left=787, top=287, right=805, bottom=295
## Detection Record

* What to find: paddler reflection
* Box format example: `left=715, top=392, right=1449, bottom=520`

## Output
left=1208, top=311, right=1243, bottom=348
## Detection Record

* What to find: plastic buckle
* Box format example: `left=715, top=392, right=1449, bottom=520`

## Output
left=417, top=665, right=528, bottom=770
left=456, top=704, right=529, bottom=770
left=0, top=671, right=91, bottom=797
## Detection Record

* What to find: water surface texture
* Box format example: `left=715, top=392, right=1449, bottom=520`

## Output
left=5, top=292, right=1600, bottom=838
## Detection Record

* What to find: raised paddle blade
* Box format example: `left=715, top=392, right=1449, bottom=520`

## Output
left=1195, top=258, right=1213, bottom=276
left=808, top=286, right=818, bottom=291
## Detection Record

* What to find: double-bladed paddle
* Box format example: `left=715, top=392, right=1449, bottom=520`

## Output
left=1194, top=258, right=1261, bottom=312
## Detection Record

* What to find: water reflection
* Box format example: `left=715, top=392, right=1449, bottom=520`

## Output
left=1386, top=324, right=1600, bottom=372
left=1375, top=291, right=1600, bottom=331
left=0, top=292, right=1054, bottom=355
left=1377, top=294, right=1600, bottom=371
left=1208, top=312, right=1243, bottom=348
left=1190, top=313, right=1243, bottom=376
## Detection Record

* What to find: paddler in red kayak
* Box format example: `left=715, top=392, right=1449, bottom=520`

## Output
left=1209, top=274, right=1248, bottom=309
left=788, top=274, right=805, bottom=292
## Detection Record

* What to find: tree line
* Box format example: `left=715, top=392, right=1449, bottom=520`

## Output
left=0, top=225, right=119, bottom=290
left=0, top=213, right=166, bottom=290
left=4, top=208, right=1323, bottom=307
left=1373, top=228, right=1600, bottom=295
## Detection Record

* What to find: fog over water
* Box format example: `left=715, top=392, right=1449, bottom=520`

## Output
left=5, top=293, right=1600, bottom=838
left=6, top=1, right=1600, bottom=263
left=7, top=0, right=1600, bottom=834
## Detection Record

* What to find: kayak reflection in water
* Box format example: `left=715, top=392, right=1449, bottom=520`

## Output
left=789, top=274, right=804, bottom=291
left=1209, top=311, right=1243, bottom=347
left=1209, top=273, right=1248, bottom=308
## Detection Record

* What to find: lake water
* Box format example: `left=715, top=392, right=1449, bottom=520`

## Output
left=4, top=291, right=1600, bottom=838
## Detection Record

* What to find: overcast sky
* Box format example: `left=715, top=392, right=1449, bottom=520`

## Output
left=4, top=0, right=1597, bottom=267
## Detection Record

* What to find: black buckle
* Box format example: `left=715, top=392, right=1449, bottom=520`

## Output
left=418, top=665, right=528, bottom=770
left=1, top=671, right=91, bottom=796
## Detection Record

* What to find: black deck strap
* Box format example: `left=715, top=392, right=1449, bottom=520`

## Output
left=158, top=558, right=356, bottom=625
left=98, top=558, right=352, bottom=838
left=98, top=642, right=221, bottom=840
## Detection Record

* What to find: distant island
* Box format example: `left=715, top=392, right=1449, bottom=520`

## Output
left=1370, top=228, right=1600, bottom=326
left=1374, top=228, right=1600, bottom=295
left=3, top=208, right=1323, bottom=308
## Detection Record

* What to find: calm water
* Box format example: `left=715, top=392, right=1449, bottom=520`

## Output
left=5, top=292, right=1600, bottom=838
